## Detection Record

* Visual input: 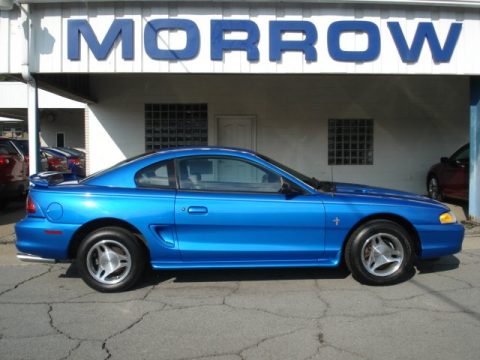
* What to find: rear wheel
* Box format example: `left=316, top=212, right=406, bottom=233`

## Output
left=76, top=227, right=146, bottom=292
left=345, top=220, right=415, bottom=285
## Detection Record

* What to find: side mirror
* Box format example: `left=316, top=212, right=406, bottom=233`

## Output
left=280, top=182, right=292, bottom=194
left=280, top=180, right=303, bottom=198
left=440, top=157, right=449, bottom=164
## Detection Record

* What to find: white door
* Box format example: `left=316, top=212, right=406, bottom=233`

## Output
left=216, top=115, right=256, bottom=150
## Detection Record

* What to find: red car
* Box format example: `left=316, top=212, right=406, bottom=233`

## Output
left=427, top=143, right=469, bottom=201
left=0, top=137, right=29, bottom=208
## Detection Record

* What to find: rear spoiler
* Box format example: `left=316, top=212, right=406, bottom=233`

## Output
left=29, top=172, right=79, bottom=188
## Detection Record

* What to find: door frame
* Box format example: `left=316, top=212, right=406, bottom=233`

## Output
left=214, top=114, right=257, bottom=151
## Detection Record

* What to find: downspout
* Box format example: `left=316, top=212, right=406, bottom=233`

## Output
left=20, top=2, right=40, bottom=175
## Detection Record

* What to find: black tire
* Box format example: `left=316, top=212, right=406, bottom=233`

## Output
left=427, top=175, right=443, bottom=201
left=76, top=227, right=147, bottom=292
left=345, top=220, right=415, bottom=285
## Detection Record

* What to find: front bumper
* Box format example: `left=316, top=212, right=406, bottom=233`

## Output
left=417, top=223, right=465, bottom=259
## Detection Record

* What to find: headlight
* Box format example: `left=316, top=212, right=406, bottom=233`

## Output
left=439, top=211, right=457, bottom=224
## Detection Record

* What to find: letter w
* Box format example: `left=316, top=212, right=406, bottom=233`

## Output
left=388, top=22, right=462, bottom=63
left=68, top=19, right=134, bottom=60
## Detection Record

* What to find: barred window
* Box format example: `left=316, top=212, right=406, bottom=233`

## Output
left=145, top=104, right=208, bottom=151
left=328, top=119, right=374, bottom=165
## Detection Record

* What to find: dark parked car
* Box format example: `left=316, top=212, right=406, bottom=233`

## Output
left=44, top=147, right=85, bottom=177
left=427, top=143, right=469, bottom=201
left=41, top=148, right=70, bottom=173
left=16, top=147, right=463, bottom=292
left=0, top=137, right=28, bottom=207
left=55, top=147, right=86, bottom=178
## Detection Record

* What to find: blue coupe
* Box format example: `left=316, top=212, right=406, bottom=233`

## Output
left=15, top=147, right=464, bottom=292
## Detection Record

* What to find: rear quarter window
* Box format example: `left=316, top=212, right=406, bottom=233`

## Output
left=135, top=161, right=175, bottom=189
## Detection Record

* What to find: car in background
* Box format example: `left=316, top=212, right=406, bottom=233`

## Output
left=0, top=137, right=28, bottom=207
left=41, top=148, right=69, bottom=173
left=427, top=143, right=469, bottom=201
left=11, top=139, right=49, bottom=172
left=55, top=147, right=86, bottom=178
left=44, top=147, right=85, bottom=178
left=16, top=147, right=463, bottom=292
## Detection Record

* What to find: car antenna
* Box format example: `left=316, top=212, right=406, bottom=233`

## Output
left=330, top=165, right=335, bottom=196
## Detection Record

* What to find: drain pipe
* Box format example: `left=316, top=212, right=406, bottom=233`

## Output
left=20, top=2, right=40, bottom=175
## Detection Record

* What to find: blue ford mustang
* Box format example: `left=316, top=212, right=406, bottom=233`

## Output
left=16, top=147, right=464, bottom=292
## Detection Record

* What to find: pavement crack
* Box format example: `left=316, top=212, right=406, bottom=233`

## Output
left=0, top=266, right=53, bottom=297
left=101, top=305, right=166, bottom=359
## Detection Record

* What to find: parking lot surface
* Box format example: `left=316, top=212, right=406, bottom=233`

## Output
left=0, top=235, right=479, bottom=360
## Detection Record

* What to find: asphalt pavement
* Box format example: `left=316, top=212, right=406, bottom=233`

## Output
left=1, top=200, right=480, bottom=360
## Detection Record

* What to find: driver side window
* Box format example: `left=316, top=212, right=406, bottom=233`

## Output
left=177, top=157, right=282, bottom=193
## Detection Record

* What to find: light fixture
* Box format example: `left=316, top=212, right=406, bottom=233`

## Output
left=0, top=0, right=14, bottom=11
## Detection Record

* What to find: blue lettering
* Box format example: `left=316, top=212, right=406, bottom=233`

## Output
left=269, top=21, right=317, bottom=62
left=67, top=19, right=133, bottom=61
left=211, top=20, right=260, bottom=61
left=144, top=19, right=200, bottom=60
left=328, top=21, right=380, bottom=62
left=388, top=22, right=462, bottom=63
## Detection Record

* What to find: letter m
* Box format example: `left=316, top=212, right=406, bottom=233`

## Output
left=68, top=19, right=134, bottom=61
left=388, top=22, right=462, bottom=63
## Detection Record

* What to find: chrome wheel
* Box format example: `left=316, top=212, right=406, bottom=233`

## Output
left=428, top=177, right=439, bottom=199
left=360, top=233, right=404, bottom=277
left=86, top=240, right=132, bottom=285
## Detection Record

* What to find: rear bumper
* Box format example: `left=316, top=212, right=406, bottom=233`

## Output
left=417, top=223, right=465, bottom=259
left=15, top=217, right=80, bottom=261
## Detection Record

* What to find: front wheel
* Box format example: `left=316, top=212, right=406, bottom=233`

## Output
left=345, top=220, right=415, bottom=285
left=427, top=176, right=442, bottom=201
left=76, top=227, right=147, bottom=292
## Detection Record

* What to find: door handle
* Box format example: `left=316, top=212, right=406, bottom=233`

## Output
left=187, top=206, right=208, bottom=214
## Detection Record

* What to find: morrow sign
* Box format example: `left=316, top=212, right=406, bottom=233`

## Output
left=68, top=19, right=462, bottom=63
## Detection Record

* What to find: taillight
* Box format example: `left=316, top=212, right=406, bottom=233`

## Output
left=26, top=195, right=36, bottom=214
left=0, top=156, right=10, bottom=165
left=49, top=157, right=61, bottom=166
left=69, top=158, right=81, bottom=166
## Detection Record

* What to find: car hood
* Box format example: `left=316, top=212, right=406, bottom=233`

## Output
left=331, top=182, right=443, bottom=205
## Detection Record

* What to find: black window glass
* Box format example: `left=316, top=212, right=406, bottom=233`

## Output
left=145, top=103, right=208, bottom=150
left=0, top=140, right=18, bottom=155
left=328, top=119, right=374, bottom=165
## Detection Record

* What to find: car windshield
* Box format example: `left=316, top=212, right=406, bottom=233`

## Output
left=257, top=153, right=331, bottom=191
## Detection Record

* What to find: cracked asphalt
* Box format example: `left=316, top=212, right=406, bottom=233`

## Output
left=1, top=202, right=480, bottom=360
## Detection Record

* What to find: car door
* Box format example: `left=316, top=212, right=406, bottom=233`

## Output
left=174, top=156, right=325, bottom=263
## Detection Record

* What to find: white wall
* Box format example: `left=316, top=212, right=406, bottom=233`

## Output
left=87, top=74, right=469, bottom=194
left=40, top=109, right=85, bottom=148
